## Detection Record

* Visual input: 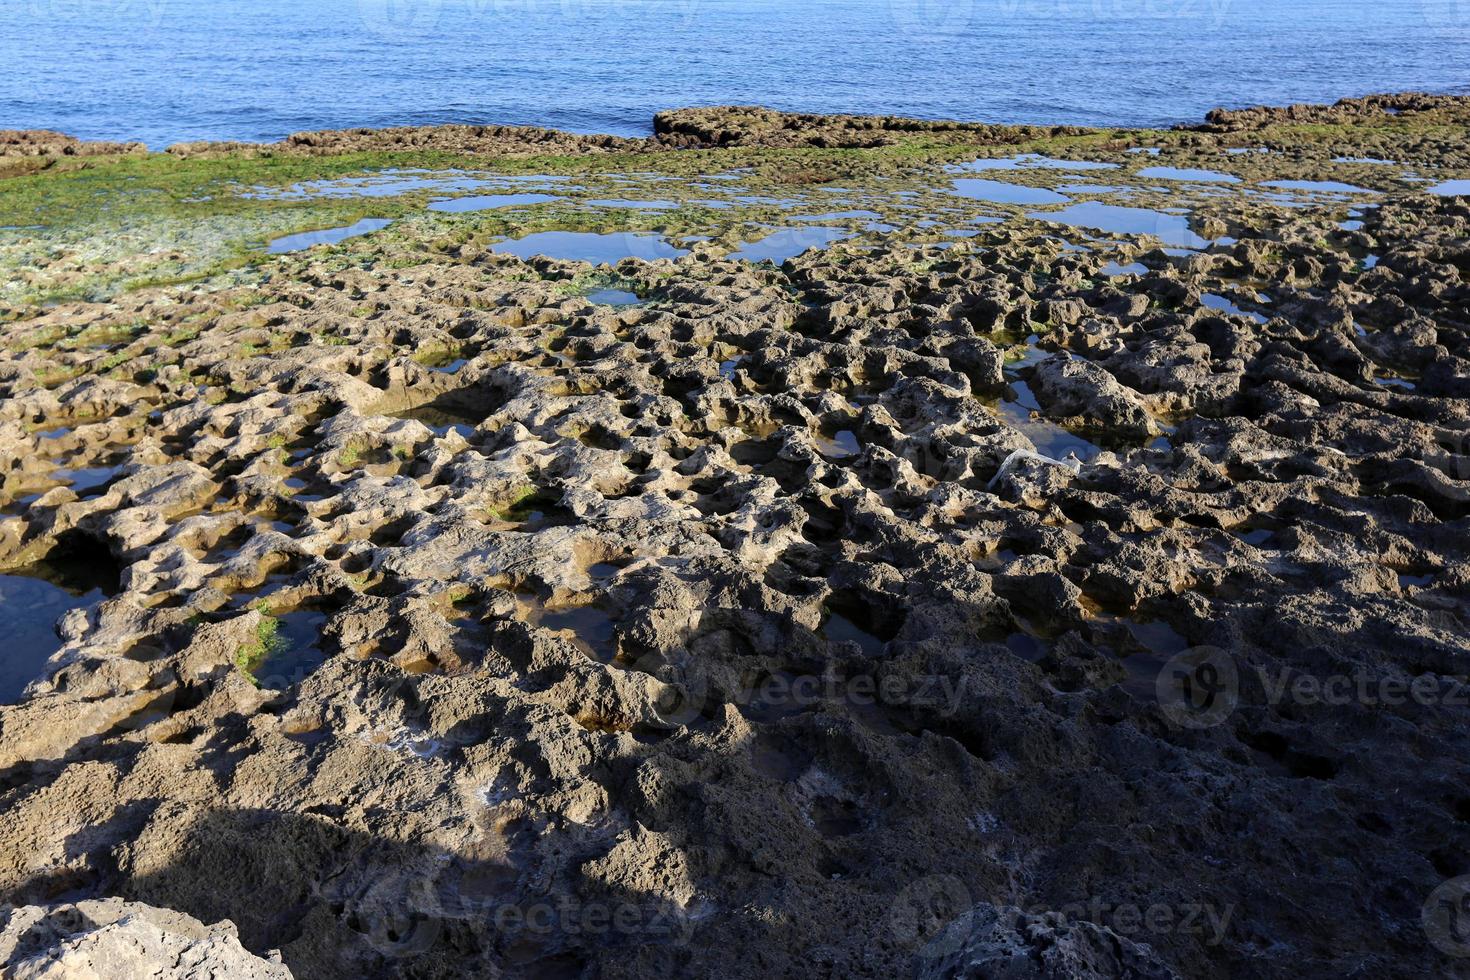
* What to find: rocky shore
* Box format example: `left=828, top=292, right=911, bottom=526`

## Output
left=1, top=97, right=1469, bottom=978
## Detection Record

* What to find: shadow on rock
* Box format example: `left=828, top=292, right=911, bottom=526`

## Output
left=4, top=805, right=701, bottom=979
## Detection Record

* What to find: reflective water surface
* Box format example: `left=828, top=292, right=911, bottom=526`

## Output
left=4, top=1, right=1466, bottom=146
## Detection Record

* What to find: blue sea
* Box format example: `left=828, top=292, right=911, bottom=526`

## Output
left=1, top=0, right=1467, bottom=148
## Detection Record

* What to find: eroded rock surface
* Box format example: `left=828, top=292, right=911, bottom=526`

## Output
left=1, top=100, right=1469, bottom=979
left=167, top=123, right=656, bottom=160
left=917, top=903, right=1181, bottom=980
left=651, top=105, right=1086, bottom=149
left=0, top=130, right=145, bottom=159
left=1188, top=92, right=1470, bottom=133
left=0, top=898, right=292, bottom=979
left=0, top=130, right=147, bottom=178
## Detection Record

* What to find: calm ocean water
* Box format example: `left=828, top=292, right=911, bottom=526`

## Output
left=1, top=0, right=1467, bottom=148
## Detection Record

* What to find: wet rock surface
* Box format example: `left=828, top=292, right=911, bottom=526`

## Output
left=1, top=99, right=1470, bottom=978
left=1187, top=92, right=1470, bottom=133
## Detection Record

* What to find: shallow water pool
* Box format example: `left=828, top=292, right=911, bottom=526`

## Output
left=490, top=231, right=689, bottom=264
left=428, top=193, right=560, bottom=212
left=1429, top=180, right=1470, bottom=197
left=821, top=611, right=887, bottom=658
left=1028, top=201, right=1209, bottom=249
left=0, top=556, right=118, bottom=703
left=537, top=604, right=619, bottom=664
left=951, top=178, right=1069, bottom=206
left=267, top=218, right=392, bottom=254
left=585, top=287, right=643, bottom=306
left=585, top=198, right=681, bottom=211
left=950, top=155, right=1118, bottom=173
left=246, top=169, right=507, bottom=201
left=1137, top=166, right=1239, bottom=183
left=1201, top=293, right=1267, bottom=323
left=248, top=609, right=329, bottom=689
left=1261, top=179, right=1376, bottom=195
left=730, top=227, right=852, bottom=264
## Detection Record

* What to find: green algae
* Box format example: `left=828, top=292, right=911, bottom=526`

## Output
left=2, top=110, right=1466, bottom=310
left=234, top=613, right=286, bottom=683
